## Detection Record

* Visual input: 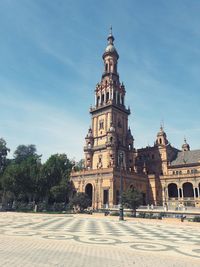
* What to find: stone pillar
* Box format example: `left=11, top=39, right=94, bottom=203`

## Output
left=99, top=178, right=103, bottom=208
left=197, top=187, right=200, bottom=198
left=95, top=95, right=97, bottom=106
left=109, top=178, right=114, bottom=208
left=178, top=187, right=180, bottom=198
left=111, top=88, right=113, bottom=100
left=95, top=179, right=99, bottom=209
left=193, top=187, right=196, bottom=198
left=166, top=187, right=168, bottom=200
left=162, top=187, right=166, bottom=204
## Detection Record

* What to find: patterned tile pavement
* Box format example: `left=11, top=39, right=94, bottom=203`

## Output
left=0, top=212, right=200, bottom=266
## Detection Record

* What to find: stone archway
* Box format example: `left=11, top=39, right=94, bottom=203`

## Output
left=130, top=184, right=135, bottom=189
left=85, top=183, right=93, bottom=205
left=116, top=190, right=120, bottom=205
left=168, top=183, right=178, bottom=198
left=183, top=182, right=194, bottom=198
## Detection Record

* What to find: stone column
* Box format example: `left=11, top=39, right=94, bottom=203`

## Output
left=178, top=187, right=180, bottom=199
left=99, top=178, right=103, bottom=208
left=111, top=88, right=113, bottom=100
left=109, top=178, right=114, bottom=208
left=95, top=179, right=99, bottom=209
left=162, top=187, right=166, bottom=204
left=166, top=187, right=168, bottom=200
left=95, top=95, right=97, bottom=106
left=193, top=187, right=196, bottom=198
left=197, top=187, right=200, bottom=198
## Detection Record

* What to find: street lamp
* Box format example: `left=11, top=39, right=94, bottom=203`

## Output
left=119, top=151, right=124, bottom=221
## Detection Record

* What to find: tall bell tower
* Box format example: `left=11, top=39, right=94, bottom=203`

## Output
left=71, top=29, right=147, bottom=209
left=84, top=28, right=135, bottom=171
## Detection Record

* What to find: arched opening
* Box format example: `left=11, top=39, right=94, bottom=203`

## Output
left=114, top=64, right=117, bottom=73
left=159, top=138, right=162, bottom=144
left=85, top=184, right=93, bottom=204
left=105, top=63, right=108, bottom=72
left=121, top=96, right=124, bottom=105
left=97, top=96, right=100, bottom=107
left=142, top=192, right=146, bottom=205
left=109, top=63, right=112, bottom=72
left=113, top=92, right=116, bottom=103
left=130, top=184, right=135, bottom=189
left=183, top=182, right=194, bottom=198
left=116, top=190, right=120, bottom=205
left=102, top=94, right=105, bottom=104
left=106, top=92, right=109, bottom=103
left=168, top=183, right=178, bottom=198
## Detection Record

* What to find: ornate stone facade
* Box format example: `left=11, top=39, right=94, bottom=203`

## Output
left=71, top=30, right=200, bottom=208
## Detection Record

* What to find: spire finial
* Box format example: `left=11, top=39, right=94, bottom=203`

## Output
left=110, top=25, right=112, bottom=35
left=107, top=26, right=114, bottom=44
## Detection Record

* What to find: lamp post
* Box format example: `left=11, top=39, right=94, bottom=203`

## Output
left=119, top=151, right=124, bottom=221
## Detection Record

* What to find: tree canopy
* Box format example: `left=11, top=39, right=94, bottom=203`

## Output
left=122, top=188, right=143, bottom=215
left=70, top=192, right=91, bottom=211
left=0, top=139, right=78, bottom=211
left=14, top=144, right=38, bottom=163
left=0, top=138, right=10, bottom=173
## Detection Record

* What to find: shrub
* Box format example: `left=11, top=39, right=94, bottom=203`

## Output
left=15, top=202, right=34, bottom=212
left=137, top=212, right=146, bottom=218
left=193, top=216, right=200, bottom=222
left=110, top=211, right=119, bottom=216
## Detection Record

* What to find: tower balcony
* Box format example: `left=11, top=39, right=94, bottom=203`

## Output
left=101, top=71, right=119, bottom=79
left=90, top=101, right=130, bottom=115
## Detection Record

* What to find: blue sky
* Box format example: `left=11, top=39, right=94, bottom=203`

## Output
left=0, top=0, right=200, bottom=162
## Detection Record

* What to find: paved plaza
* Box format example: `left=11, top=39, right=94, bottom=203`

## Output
left=0, top=212, right=200, bottom=266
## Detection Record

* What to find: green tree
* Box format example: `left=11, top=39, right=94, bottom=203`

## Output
left=50, top=180, right=75, bottom=204
left=1, top=145, right=41, bottom=206
left=122, top=188, right=143, bottom=216
left=0, top=138, right=10, bottom=173
left=70, top=192, right=91, bottom=212
left=14, top=144, right=38, bottom=163
left=40, top=154, right=73, bottom=203
left=1, top=163, right=20, bottom=206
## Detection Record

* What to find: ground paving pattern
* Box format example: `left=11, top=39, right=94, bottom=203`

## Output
left=0, top=212, right=200, bottom=266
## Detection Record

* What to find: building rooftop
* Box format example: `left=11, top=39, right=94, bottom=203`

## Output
left=171, top=149, right=200, bottom=166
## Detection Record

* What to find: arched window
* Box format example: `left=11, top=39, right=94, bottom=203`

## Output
left=159, top=138, right=162, bottom=144
left=121, top=96, right=124, bottom=105
left=113, top=92, right=116, bottom=103
left=102, top=94, right=105, bottom=104
left=97, top=96, right=100, bottom=107
left=105, top=63, right=108, bottom=72
left=183, top=182, right=194, bottom=198
left=168, top=183, right=178, bottom=198
left=85, top=184, right=93, bottom=204
left=106, top=92, right=109, bottom=103
left=116, top=190, right=120, bottom=205
left=114, top=64, right=117, bottom=73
